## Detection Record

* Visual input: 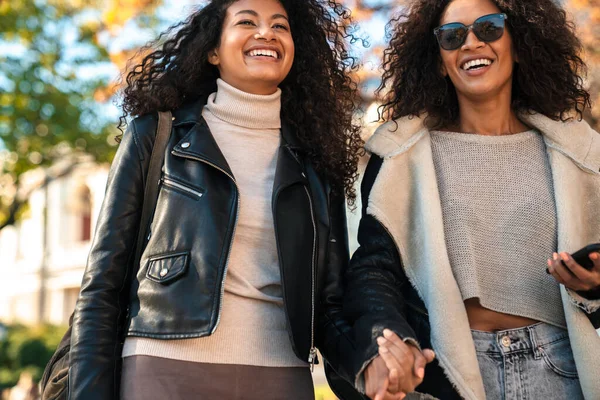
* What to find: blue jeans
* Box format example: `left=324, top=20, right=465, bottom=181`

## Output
left=472, top=323, right=584, bottom=400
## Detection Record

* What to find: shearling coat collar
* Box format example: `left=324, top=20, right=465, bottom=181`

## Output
left=367, top=113, right=600, bottom=174
left=364, top=113, right=600, bottom=400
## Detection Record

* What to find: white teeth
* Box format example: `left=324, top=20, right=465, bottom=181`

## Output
left=248, top=49, right=279, bottom=59
left=462, top=58, right=492, bottom=70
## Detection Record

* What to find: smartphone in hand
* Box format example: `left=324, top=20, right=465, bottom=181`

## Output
left=570, top=243, right=600, bottom=270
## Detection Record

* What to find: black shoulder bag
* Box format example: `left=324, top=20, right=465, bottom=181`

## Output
left=39, top=111, right=173, bottom=400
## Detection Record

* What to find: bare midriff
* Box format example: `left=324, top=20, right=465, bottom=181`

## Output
left=465, top=298, right=539, bottom=332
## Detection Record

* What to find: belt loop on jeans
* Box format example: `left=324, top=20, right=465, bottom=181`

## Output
left=527, top=325, right=542, bottom=359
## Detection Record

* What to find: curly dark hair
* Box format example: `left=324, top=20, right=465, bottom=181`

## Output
left=378, top=0, right=591, bottom=127
left=119, top=0, right=363, bottom=204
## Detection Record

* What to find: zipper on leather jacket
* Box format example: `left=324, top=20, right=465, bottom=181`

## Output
left=303, top=185, right=318, bottom=372
left=161, top=177, right=204, bottom=200
left=171, top=150, right=240, bottom=334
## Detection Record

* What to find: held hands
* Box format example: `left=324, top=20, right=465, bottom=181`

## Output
left=364, top=329, right=435, bottom=400
left=547, top=252, right=600, bottom=293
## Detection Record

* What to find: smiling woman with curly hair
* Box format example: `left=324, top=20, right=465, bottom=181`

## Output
left=327, top=0, right=600, bottom=399
left=121, top=0, right=363, bottom=204
left=66, top=1, right=363, bottom=399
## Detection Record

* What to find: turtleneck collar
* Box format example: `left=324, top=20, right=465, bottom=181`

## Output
left=205, top=78, right=282, bottom=130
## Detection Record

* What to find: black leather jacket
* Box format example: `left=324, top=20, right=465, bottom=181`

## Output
left=69, top=97, right=353, bottom=399
left=324, top=155, right=461, bottom=399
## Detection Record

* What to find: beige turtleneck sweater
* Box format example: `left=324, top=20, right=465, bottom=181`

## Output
left=122, top=79, right=306, bottom=367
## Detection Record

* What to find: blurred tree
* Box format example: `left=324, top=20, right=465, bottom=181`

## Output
left=0, top=323, right=65, bottom=390
left=0, top=1, right=113, bottom=228
left=565, top=0, right=600, bottom=130
left=340, top=0, right=400, bottom=101
left=103, top=0, right=156, bottom=31
left=0, top=0, right=161, bottom=229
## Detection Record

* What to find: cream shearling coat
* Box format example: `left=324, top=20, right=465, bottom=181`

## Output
left=364, top=113, right=600, bottom=400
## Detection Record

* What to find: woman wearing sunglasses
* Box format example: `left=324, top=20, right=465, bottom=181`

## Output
left=323, top=0, right=600, bottom=399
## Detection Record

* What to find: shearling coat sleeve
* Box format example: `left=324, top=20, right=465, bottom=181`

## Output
left=342, top=155, right=420, bottom=392
left=566, top=289, right=600, bottom=328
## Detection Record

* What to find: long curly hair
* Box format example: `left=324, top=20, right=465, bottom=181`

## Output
left=120, top=0, right=364, bottom=204
left=378, top=0, right=591, bottom=127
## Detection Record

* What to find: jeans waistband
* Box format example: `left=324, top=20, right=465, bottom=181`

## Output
left=471, top=322, right=569, bottom=355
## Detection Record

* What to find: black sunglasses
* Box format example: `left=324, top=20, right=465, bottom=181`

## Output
left=434, top=13, right=508, bottom=51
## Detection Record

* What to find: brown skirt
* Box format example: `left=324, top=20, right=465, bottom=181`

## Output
left=120, top=356, right=315, bottom=400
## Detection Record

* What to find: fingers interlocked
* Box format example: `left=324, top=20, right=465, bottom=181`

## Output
left=372, top=329, right=435, bottom=400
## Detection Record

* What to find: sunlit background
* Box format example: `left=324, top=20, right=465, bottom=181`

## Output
left=0, top=0, right=599, bottom=398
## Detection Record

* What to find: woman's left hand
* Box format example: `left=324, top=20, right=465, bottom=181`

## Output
left=547, top=252, right=600, bottom=292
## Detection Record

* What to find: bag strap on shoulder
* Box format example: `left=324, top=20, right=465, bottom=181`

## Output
left=133, top=110, right=173, bottom=269
left=39, top=112, right=173, bottom=397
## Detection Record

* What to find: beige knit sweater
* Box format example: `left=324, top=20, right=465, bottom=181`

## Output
left=430, top=129, right=565, bottom=328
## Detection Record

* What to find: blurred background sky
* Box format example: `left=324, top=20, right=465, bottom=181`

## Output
left=0, top=0, right=599, bottom=397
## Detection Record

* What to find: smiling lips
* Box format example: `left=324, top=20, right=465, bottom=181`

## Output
left=461, top=58, right=493, bottom=71
left=246, top=48, right=280, bottom=59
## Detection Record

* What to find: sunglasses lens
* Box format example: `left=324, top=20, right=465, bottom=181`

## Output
left=473, top=14, right=505, bottom=42
left=435, top=14, right=506, bottom=50
left=438, top=24, right=467, bottom=50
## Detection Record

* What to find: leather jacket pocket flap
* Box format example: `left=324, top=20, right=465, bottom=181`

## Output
left=146, top=251, right=189, bottom=284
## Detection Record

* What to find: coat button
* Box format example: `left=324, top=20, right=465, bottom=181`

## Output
left=159, top=268, right=169, bottom=277
left=501, top=336, right=511, bottom=348
left=181, top=142, right=190, bottom=149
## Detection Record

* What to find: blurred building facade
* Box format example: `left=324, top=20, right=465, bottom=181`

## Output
left=0, top=157, right=108, bottom=326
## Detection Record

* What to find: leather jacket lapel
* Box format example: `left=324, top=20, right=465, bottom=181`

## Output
left=171, top=118, right=234, bottom=178
left=273, top=124, right=307, bottom=196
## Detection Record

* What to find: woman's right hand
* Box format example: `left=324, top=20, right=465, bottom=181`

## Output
left=365, top=355, right=405, bottom=400
left=365, top=329, right=435, bottom=400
